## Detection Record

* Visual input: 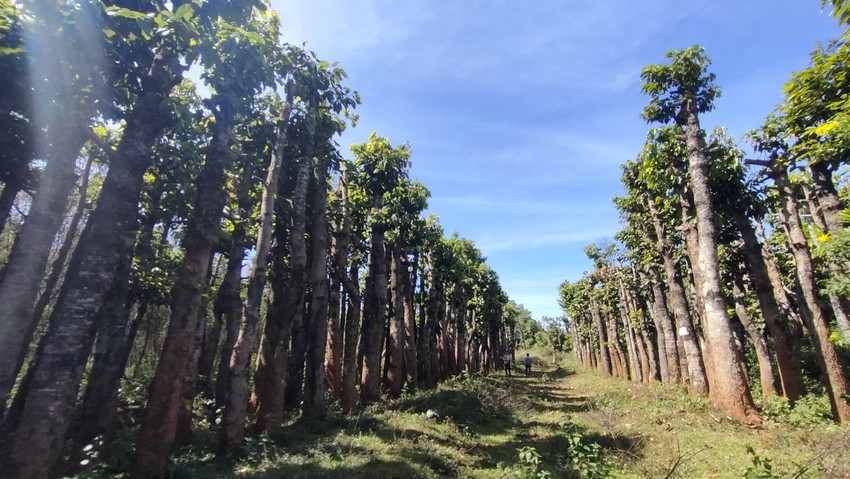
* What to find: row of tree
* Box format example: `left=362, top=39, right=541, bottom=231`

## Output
left=559, top=3, right=850, bottom=425
left=0, top=1, right=520, bottom=478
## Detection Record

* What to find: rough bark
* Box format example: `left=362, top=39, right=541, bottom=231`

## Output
left=589, top=292, right=612, bottom=376
left=5, top=87, right=179, bottom=479
left=386, top=247, right=404, bottom=396
left=302, top=155, right=330, bottom=420
left=360, top=208, right=389, bottom=404
left=402, top=253, right=418, bottom=385
left=340, top=264, right=361, bottom=413
left=731, top=276, right=779, bottom=397
left=676, top=189, right=711, bottom=395
left=617, top=281, right=641, bottom=382
left=30, top=153, right=95, bottom=329
left=252, top=155, right=309, bottom=432
left=647, top=195, right=705, bottom=392
left=0, top=130, right=84, bottom=413
left=732, top=210, right=805, bottom=401
left=284, top=303, right=307, bottom=410
left=218, top=101, right=291, bottom=452
left=684, top=107, right=758, bottom=423
left=649, top=276, right=678, bottom=383
left=773, top=166, right=850, bottom=421
left=212, top=240, right=246, bottom=413
left=134, top=106, right=236, bottom=475
left=67, top=246, right=132, bottom=468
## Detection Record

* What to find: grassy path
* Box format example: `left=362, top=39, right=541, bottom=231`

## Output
left=160, top=356, right=850, bottom=478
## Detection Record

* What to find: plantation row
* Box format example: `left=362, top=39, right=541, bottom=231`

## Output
left=0, top=2, right=524, bottom=478
left=559, top=5, right=850, bottom=425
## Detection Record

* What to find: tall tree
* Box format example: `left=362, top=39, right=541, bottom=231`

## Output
left=641, top=46, right=759, bottom=423
left=4, top=3, right=199, bottom=476
left=134, top=6, right=279, bottom=473
left=351, top=132, right=411, bottom=405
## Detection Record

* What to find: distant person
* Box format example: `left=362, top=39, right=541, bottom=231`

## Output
left=503, top=352, right=512, bottom=376
left=524, top=353, right=532, bottom=376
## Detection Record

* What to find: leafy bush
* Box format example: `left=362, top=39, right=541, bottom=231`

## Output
left=564, top=430, right=612, bottom=479
left=760, top=394, right=833, bottom=426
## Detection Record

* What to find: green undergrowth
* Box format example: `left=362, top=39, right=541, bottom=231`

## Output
left=75, top=352, right=850, bottom=478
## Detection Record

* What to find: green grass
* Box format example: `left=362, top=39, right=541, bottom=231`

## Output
left=79, top=350, right=850, bottom=478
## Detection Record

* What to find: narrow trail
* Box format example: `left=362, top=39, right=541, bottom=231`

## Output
left=532, top=361, right=850, bottom=479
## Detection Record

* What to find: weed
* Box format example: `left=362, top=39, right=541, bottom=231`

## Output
left=744, top=446, right=782, bottom=479
left=514, top=446, right=552, bottom=479
left=761, top=394, right=832, bottom=426
left=564, top=431, right=611, bottom=479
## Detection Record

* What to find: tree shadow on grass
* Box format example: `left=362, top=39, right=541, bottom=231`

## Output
left=233, top=457, right=434, bottom=479
left=473, top=423, right=643, bottom=478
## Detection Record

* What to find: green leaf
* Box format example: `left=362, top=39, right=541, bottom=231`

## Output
left=105, top=7, right=148, bottom=20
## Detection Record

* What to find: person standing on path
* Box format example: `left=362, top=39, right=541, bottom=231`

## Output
left=503, top=352, right=512, bottom=376
left=524, top=353, right=532, bottom=376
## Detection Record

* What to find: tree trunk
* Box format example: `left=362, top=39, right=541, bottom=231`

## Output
left=340, top=264, right=361, bottom=413
left=589, top=292, right=612, bottom=376
left=134, top=105, right=236, bottom=475
left=385, top=247, right=404, bottom=396
left=773, top=166, right=850, bottom=421
left=731, top=275, right=779, bottom=397
left=676, top=189, right=711, bottom=395
left=67, top=247, right=133, bottom=469
left=252, top=155, right=309, bottom=432
left=212, top=240, right=246, bottom=414
left=302, top=154, right=331, bottom=420
left=325, top=178, right=346, bottom=399
left=649, top=276, right=678, bottom=383
left=646, top=195, right=703, bottom=391
left=326, top=276, right=343, bottom=399
left=683, top=107, right=758, bottom=423
left=0, top=180, right=22, bottom=238
left=284, top=302, right=307, bottom=411
left=5, top=89, right=179, bottom=479
left=218, top=100, right=291, bottom=452
left=30, top=153, right=95, bottom=329
left=402, top=253, right=418, bottom=385
left=0, top=130, right=85, bottom=413
left=617, top=281, right=641, bottom=382
left=175, top=274, right=212, bottom=447
left=731, top=210, right=805, bottom=401
left=360, top=208, right=389, bottom=404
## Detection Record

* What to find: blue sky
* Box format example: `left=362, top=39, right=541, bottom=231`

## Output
left=270, top=0, right=841, bottom=320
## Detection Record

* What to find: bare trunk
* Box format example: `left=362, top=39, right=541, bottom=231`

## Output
left=284, top=302, right=307, bottom=410
left=340, top=264, right=361, bottom=413
left=5, top=88, right=179, bottom=479
left=0, top=130, right=85, bottom=412
left=213, top=241, right=245, bottom=413
left=649, top=277, right=678, bottom=382
left=217, top=100, right=291, bottom=451
left=326, top=277, right=343, bottom=399
left=385, top=247, right=404, bottom=396
left=676, top=189, right=711, bottom=395
left=684, top=107, right=758, bottom=423
left=252, top=155, right=309, bottom=432
left=67, top=248, right=132, bottom=468
left=773, top=166, right=850, bottom=421
left=732, top=210, right=805, bottom=401
left=303, top=155, right=330, bottom=420
left=731, top=276, right=778, bottom=397
left=134, top=107, right=236, bottom=474
left=30, top=154, right=95, bottom=329
left=589, top=292, right=612, bottom=376
left=360, top=209, right=388, bottom=403
left=402, top=253, right=418, bottom=385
